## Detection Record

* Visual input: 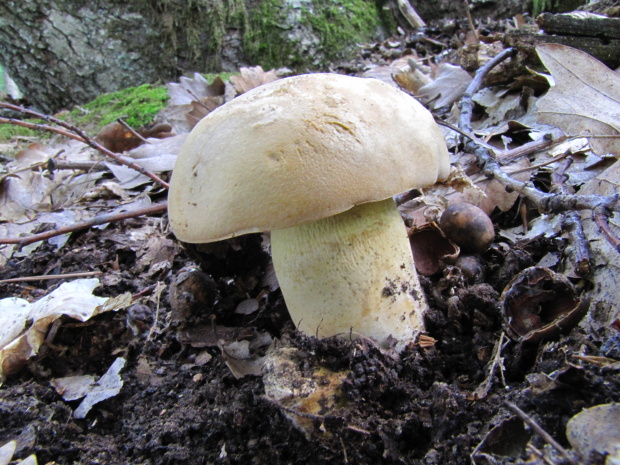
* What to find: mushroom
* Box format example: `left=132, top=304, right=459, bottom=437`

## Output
left=168, top=73, right=450, bottom=348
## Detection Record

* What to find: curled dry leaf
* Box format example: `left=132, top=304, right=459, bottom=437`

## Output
left=230, top=66, right=279, bottom=95
left=0, top=279, right=131, bottom=382
left=417, top=63, right=473, bottom=110
left=500, top=267, right=589, bottom=343
left=165, top=72, right=226, bottom=130
left=536, top=43, right=620, bottom=156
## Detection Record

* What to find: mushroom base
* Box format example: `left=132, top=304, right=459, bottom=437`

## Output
left=271, top=198, right=428, bottom=349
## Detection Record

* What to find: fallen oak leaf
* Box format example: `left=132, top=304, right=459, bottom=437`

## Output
left=230, top=66, right=279, bottom=95
left=535, top=43, right=620, bottom=156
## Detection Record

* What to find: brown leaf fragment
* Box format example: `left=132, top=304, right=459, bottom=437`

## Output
left=186, top=96, right=225, bottom=129
left=417, top=63, right=472, bottom=110
left=230, top=66, right=279, bottom=95
left=536, top=43, right=620, bottom=156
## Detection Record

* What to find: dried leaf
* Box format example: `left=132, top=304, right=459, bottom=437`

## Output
left=417, top=63, right=472, bottom=110
left=536, top=43, right=620, bottom=155
left=230, top=66, right=279, bottom=95
left=0, top=279, right=131, bottom=382
left=51, top=357, right=126, bottom=419
left=577, top=160, right=620, bottom=333
left=566, top=403, right=620, bottom=460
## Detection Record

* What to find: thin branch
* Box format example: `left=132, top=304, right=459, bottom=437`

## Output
left=552, top=159, right=591, bottom=276
left=505, top=402, right=579, bottom=465
left=117, top=118, right=149, bottom=144
left=0, top=271, right=103, bottom=284
left=460, top=48, right=517, bottom=134
left=457, top=48, right=620, bottom=251
left=0, top=202, right=168, bottom=248
left=0, top=102, right=169, bottom=189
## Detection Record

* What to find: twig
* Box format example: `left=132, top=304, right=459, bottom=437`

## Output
left=460, top=48, right=517, bottom=134
left=0, top=271, right=103, bottom=284
left=457, top=48, right=620, bottom=251
left=463, top=0, right=479, bottom=43
left=0, top=202, right=167, bottom=248
left=551, top=159, right=591, bottom=276
left=117, top=118, right=149, bottom=144
left=505, top=402, right=579, bottom=465
left=497, top=128, right=567, bottom=165
left=594, top=207, right=620, bottom=252
left=0, top=102, right=169, bottom=189
left=396, top=0, right=426, bottom=28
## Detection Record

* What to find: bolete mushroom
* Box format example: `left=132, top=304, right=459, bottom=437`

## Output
left=168, top=73, right=450, bottom=348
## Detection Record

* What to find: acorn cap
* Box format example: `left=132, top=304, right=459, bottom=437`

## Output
left=168, top=73, right=450, bottom=243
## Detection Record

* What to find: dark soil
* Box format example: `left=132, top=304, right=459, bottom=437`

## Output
left=1, top=212, right=618, bottom=465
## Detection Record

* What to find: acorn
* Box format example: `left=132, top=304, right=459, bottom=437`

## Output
left=439, top=203, right=495, bottom=253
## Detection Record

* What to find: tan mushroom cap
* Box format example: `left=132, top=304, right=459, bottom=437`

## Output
left=168, top=73, right=450, bottom=243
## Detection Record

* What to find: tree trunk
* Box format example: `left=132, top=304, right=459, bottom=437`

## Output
left=0, top=0, right=391, bottom=113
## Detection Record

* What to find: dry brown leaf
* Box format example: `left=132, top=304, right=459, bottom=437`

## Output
left=230, top=66, right=279, bottom=95
left=536, top=43, right=620, bottom=156
left=577, top=160, right=620, bottom=333
left=417, top=63, right=472, bottom=110
left=165, top=73, right=227, bottom=130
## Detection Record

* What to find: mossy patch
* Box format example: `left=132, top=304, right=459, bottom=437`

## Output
left=0, top=120, right=45, bottom=142
left=67, top=84, right=169, bottom=130
left=245, top=0, right=388, bottom=70
left=0, top=84, right=168, bottom=143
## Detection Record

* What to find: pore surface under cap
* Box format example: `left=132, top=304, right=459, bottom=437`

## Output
left=168, top=73, right=450, bottom=243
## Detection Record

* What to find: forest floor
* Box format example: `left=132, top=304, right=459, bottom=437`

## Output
left=1, top=7, right=619, bottom=465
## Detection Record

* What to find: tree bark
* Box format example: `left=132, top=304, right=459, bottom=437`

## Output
left=0, top=0, right=171, bottom=113
left=0, top=0, right=390, bottom=113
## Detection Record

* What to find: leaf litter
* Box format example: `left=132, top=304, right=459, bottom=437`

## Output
left=0, top=19, right=619, bottom=465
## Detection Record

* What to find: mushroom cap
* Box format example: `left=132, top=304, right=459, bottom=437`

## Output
left=168, top=73, right=450, bottom=243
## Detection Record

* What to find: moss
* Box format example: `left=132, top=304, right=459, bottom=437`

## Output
left=245, top=0, right=388, bottom=70
left=245, top=0, right=292, bottom=69
left=303, top=0, right=385, bottom=62
left=68, top=84, right=169, bottom=129
left=0, top=120, right=44, bottom=142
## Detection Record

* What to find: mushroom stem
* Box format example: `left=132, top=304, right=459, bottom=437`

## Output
left=272, top=198, right=427, bottom=348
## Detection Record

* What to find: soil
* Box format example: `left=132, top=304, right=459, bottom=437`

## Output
left=1, top=208, right=618, bottom=465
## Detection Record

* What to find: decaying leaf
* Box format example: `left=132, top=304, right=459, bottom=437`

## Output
left=536, top=43, right=620, bottom=156
left=566, top=403, right=620, bottom=461
left=0, top=279, right=131, bottom=382
left=94, top=122, right=174, bottom=153
left=230, top=66, right=279, bottom=95
left=417, top=63, right=473, bottom=110
left=471, top=416, right=531, bottom=464
left=577, top=159, right=620, bottom=334
left=165, top=72, right=227, bottom=130
left=219, top=331, right=273, bottom=379
left=51, top=357, right=126, bottom=419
